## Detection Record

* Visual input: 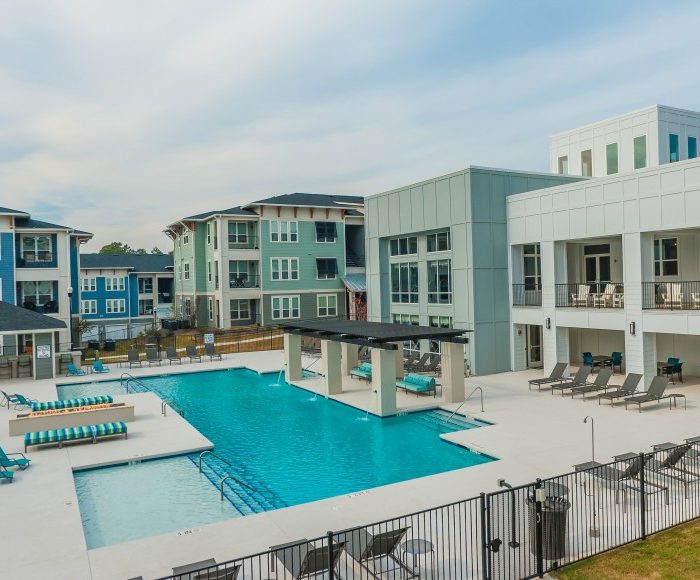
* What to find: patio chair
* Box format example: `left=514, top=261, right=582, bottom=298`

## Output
left=205, top=343, right=222, bottom=361
left=0, top=468, right=13, bottom=483
left=186, top=345, right=202, bottom=362
left=624, top=376, right=671, bottom=412
left=12, top=394, right=37, bottom=410
left=127, top=349, right=142, bottom=368
left=646, top=443, right=700, bottom=499
left=663, top=357, right=683, bottom=383
left=570, top=368, right=614, bottom=398
left=92, top=361, right=110, bottom=373
left=593, top=283, right=616, bottom=307
left=172, top=558, right=241, bottom=580
left=17, top=355, right=32, bottom=378
left=582, top=352, right=601, bottom=372
left=0, top=447, right=31, bottom=470
left=589, top=455, right=668, bottom=508
left=271, top=539, right=345, bottom=579
left=603, top=351, right=623, bottom=374
left=405, top=353, right=430, bottom=373
left=0, top=356, right=11, bottom=379
left=337, top=527, right=416, bottom=578
left=67, top=363, right=86, bottom=376
left=415, top=353, right=441, bottom=374
left=571, top=284, right=590, bottom=307
left=166, top=347, right=182, bottom=365
left=598, top=373, right=643, bottom=405
left=145, top=348, right=161, bottom=366
left=661, top=282, right=683, bottom=308
left=403, top=352, right=419, bottom=371
left=550, top=366, right=592, bottom=396
left=1, top=390, right=20, bottom=408
left=528, top=362, right=568, bottom=391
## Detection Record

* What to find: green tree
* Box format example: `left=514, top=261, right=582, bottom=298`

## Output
left=99, top=241, right=135, bottom=254
left=151, top=246, right=164, bottom=255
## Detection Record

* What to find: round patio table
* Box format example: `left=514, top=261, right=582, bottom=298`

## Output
left=400, top=538, right=435, bottom=574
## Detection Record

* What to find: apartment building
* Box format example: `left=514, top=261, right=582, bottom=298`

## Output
left=0, top=205, right=91, bottom=355
left=78, top=254, right=174, bottom=341
left=165, top=193, right=365, bottom=328
left=510, top=105, right=700, bottom=386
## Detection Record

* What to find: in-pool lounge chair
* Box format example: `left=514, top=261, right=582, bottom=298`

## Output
left=528, top=362, right=567, bottom=391
left=570, top=368, right=614, bottom=398
left=186, top=345, right=202, bottom=363
left=624, top=376, right=671, bottom=412
left=146, top=348, right=161, bottom=366
left=24, top=421, right=128, bottom=452
left=271, top=539, right=345, bottom=580
left=338, top=527, right=416, bottom=579
left=166, top=346, right=182, bottom=365
left=396, top=373, right=437, bottom=397
left=127, top=349, right=142, bottom=368
left=350, top=362, right=372, bottom=381
left=66, top=363, right=86, bottom=376
left=205, top=343, right=222, bottom=361
left=0, top=447, right=31, bottom=470
left=92, top=361, right=110, bottom=373
left=550, top=366, right=592, bottom=396
left=598, top=373, right=643, bottom=405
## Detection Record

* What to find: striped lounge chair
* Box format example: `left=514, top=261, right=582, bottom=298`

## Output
left=31, top=396, right=113, bottom=412
left=24, top=421, right=128, bottom=452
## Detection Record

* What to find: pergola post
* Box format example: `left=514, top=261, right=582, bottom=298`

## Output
left=371, top=348, right=398, bottom=417
left=284, top=333, right=302, bottom=383
left=321, top=339, right=343, bottom=395
left=393, top=342, right=404, bottom=378
left=340, top=343, right=358, bottom=376
left=441, top=341, right=466, bottom=404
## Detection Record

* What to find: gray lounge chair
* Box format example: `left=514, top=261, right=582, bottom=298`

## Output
left=186, top=345, right=202, bottom=362
left=406, top=353, right=429, bottom=373
left=589, top=455, right=668, bottom=508
left=205, top=343, right=222, bottom=361
left=172, top=558, right=241, bottom=580
left=528, top=362, right=567, bottom=391
left=570, top=368, right=614, bottom=398
left=550, top=366, right=591, bottom=396
left=403, top=352, right=419, bottom=371
left=598, top=373, right=643, bottom=405
left=337, top=527, right=416, bottom=578
left=145, top=348, right=161, bottom=366
left=271, top=539, right=345, bottom=579
left=166, top=346, right=182, bottom=365
left=647, top=443, right=700, bottom=498
left=358, top=346, right=371, bottom=362
left=624, top=376, right=670, bottom=412
left=414, top=353, right=440, bottom=375
left=127, top=349, right=142, bottom=368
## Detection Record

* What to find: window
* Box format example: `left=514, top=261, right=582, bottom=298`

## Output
left=271, top=295, right=300, bottom=319
left=428, top=259, right=452, bottom=304
left=669, top=134, right=680, bottom=163
left=21, top=281, right=54, bottom=309
left=580, top=149, right=592, bottom=177
left=207, top=222, right=212, bottom=244
left=557, top=155, right=568, bottom=175
left=183, top=232, right=189, bottom=244
left=106, top=299, right=126, bottom=314
left=80, top=300, right=97, bottom=315
left=138, top=299, right=154, bottom=316
left=316, top=258, right=338, bottom=279
left=81, top=277, right=96, bottom=292
left=606, top=142, right=618, bottom=175
left=270, top=220, right=298, bottom=242
left=214, top=260, right=219, bottom=288
left=21, top=235, right=52, bottom=263
left=138, top=277, right=153, bottom=293
left=228, top=222, right=249, bottom=247
left=523, top=244, right=541, bottom=290
left=207, top=261, right=212, bottom=283
left=315, top=222, right=337, bottom=243
left=633, top=135, right=647, bottom=169
left=392, top=314, right=420, bottom=353
left=427, top=231, right=451, bottom=252
left=389, top=236, right=418, bottom=256
left=184, top=263, right=191, bottom=280
left=271, top=258, right=299, bottom=281
left=317, top=294, right=338, bottom=316
left=230, top=299, right=250, bottom=320
left=208, top=298, right=214, bottom=320
left=105, top=277, right=125, bottom=291
left=390, top=262, right=418, bottom=303
left=654, top=238, right=679, bottom=277
left=689, top=137, right=698, bottom=160
left=429, top=316, right=452, bottom=353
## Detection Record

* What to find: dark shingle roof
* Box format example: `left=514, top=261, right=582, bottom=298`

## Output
left=14, top=217, right=72, bottom=230
left=80, top=254, right=174, bottom=273
left=0, top=206, right=29, bottom=217
left=248, top=193, right=364, bottom=208
left=71, top=229, right=94, bottom=238
left=183, top=206, right=257, bottom=221
left=0, top=301, right=66, bottom=332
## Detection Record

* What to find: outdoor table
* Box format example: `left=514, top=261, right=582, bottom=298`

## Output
left=613, top=452, right=638, bottom=462
left=657, top=361, right=672, bottom=376
left=400, top=538, right=435, bottom=573
left=591, top=355, right=611, bottom=364
left=573, top=461, right=602, bottom=471
left=652, top=442, right=677, bottom=452
left=667, top=393, right=686, bottom=409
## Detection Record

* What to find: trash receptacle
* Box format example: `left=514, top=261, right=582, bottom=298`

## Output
left=87, top=340, right=100, bottom=351
left=528, top=494, right=570, bottom=560
left=103, top=340, right=116, bottom=352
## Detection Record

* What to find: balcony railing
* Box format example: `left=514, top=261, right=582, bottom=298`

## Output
left=642, top=281, right=700, bottom=310
left=555, top=282, right=624, bottom=308
left=512, top=283, right=542, bottom=306
left=228, top=236, right=259, bottom=250
left=20, top=300, right=59, bottom=314
left=229, top=274, right=260, bottom=289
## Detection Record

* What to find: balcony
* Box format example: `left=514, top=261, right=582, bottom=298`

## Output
left=642, top=281, right=700, bottom=310
left=20, top=299, right=58, bottom=314
left=228, top=236, right=259, bottom=251
left=229, top=274, right=260, bottom=289
left=512, top=283, right=542, bottom=307
left=555, top=283, right=624, bottom=309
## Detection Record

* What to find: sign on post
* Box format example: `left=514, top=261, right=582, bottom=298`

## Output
left=36, top=344, right=52, bottom=359
left=204, top=333, right=215, bottom=344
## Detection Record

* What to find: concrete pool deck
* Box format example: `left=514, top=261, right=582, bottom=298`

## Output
left=2, top=351, right=700, bottom=579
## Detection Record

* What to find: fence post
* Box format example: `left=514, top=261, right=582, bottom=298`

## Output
left=639, top=452, right=647, bottom=540
left=327, top=530, right=334, bottom=580
left=534, top=479, right=544, bottom=578
left=479, top=492, right=489, bottom=580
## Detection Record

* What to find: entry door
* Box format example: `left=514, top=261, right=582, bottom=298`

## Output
left=526, top=325, right=542, bottom=368
left=584, top=244, right=611, bottom=286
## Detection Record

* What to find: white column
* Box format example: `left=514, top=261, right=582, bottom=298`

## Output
left=541, top=241, right=567, bottom=374
left=512, top=324, right=527, bottom=371
left=321, top=339, right=343, bottom=395
left=284, top=333, right=302, bottom=382
left=623, top=232, right=651, bottom=383
left=370, top=348, right=398, bottom=417
left=340, top=343, right=358, bottom=376
left=441, top=341, right=465, bottom=404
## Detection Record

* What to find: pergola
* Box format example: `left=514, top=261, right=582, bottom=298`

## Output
left=279, top=319, right=470, bottom=416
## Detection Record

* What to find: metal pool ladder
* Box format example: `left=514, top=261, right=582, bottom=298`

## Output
left=161, top=400, right=185, bottom=417
left=444, top=386, right=484, bottom=425
left=120, top=373, right=150, bottom=393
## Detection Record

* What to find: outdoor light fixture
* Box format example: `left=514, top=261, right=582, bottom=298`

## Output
left=545, top=317, right=551, bottom=330
left=629, top=321, right=636, bottom=335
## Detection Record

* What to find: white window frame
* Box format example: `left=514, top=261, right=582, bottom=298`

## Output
left=138, top=277, right=153, bottom=294
left=21, top=234, right=52, bottom=263
left=105, top=277, right=125, bottom=292
left=427, top=231, right=451, bottom=253
left=427, top=259, right=452, bottom=304
left=184, top=263, right=191, bottom=280
left=270, top=257, right=299, bottom=281
left=271, top=295, right=300, bottom=320
left=80, top=299, right=97, bottom=315
left=654, top=238, right=679, bottom=277
left=228, top=222, right=249, bottom=247
left=106, top=299, right=126, bottom=314
left=317, top=294, right=338, bottom=317
left=208, top=297, right=214, bottom=320
left=230, top=299, right=251, bottom=320
left=138, top=298, right=154, bottom=316
left=270, top=220, right=298, bottom=243
left=389, top=236, right=418, bottom=257
left=315, top=221, right=337, bottom=243
left=80, top=277, right=96, bottom=292
left=183, top=231, right=190, bottom=245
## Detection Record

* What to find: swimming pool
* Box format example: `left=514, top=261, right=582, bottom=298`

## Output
left=63, top=369, right=494, bottom=547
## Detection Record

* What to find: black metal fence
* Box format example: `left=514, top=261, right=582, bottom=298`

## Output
left=555, top=283, right=624, bottom=309
left=642, top=281, right=700, bottom=310
left=156, top=441, right=700, bottom=580
left=512, top=284, right=542, bottom=307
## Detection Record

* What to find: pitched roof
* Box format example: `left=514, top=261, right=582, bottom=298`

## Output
left=248, top=193, right=364, bottom=208
left=0, top=206, right=29, bottom=217
left=182, top=206, right=258, bottom=221
left=0, top=301, right=67, bottom=332
left=14, top=217, right=71, bottom=230
left=80, top=253, right=174, bottom=273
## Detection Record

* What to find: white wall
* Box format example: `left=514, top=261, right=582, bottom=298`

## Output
left=568, top=328, right=625, bottom=365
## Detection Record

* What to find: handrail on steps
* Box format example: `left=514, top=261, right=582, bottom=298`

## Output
left=161, top=399, right=185, bottom=417
left=198, top=451, right=258, bottom=496
left=444, top=386, right=484, bottom=425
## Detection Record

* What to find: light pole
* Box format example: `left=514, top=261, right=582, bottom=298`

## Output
left=67, top=286, right=74, bottom=350
left=583, top=415, right=600, bottom=537
left=583, top=416, right=595, bottom=462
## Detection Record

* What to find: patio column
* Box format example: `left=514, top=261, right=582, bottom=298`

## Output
left=370, top=347, right=398, bottom=417
left=321, top=339, right=343, bottom=396
left=441, top=341, right=465, bottom=404
left=393, top=342, right=404, bottom=378
left=340, top=343, right=358, bottom=376
left=284, top=333, right=302, bottom=383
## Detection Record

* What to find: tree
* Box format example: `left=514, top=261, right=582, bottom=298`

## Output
left=98, top=242, right=162, bottom=255
left=151, top=246, right=164, bottom=255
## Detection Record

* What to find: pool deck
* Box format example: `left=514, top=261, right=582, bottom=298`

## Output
left=3, top=351, right=700, bottom=579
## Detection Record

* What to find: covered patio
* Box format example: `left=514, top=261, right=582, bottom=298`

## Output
left=280, top=319, right=469, bottom=417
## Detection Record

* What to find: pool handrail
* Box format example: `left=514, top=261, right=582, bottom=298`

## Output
left=198, top=450, right=258, bottom=493
left=445, top=386, right=484, bottom=424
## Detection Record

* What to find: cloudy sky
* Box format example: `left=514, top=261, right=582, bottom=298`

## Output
left=1, top=0, right=700, bottom=251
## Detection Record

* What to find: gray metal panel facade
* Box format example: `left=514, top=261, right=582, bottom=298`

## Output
left=260, top=291, right=347, bottom=325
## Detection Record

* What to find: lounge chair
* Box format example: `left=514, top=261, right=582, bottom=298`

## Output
left=186, top=345, right=202, bottom=363
left=598, top=373, right=643, bottom=405
left=92, top=361, right=110, bottom=373
left=415, top=353, right=441, bottom=374
left=0, top=447, right=31, bottom=470
left=589, top=455, right=668, bottom=508
left=550, top=366, right=592, bottom=396
left=12, top=394, right=37, bottom=410
left=405, top=353, right=430, bottom=373
left=350, top=362, right=372, bottom=381
left=66, top=363, right=86, bottom=376
left=24, top=421, right=127, bottom=452
left=127, top=349, right=142, bottom=368
left=1, top=390, right=20, bottom=409
left=205, top=343, right=222, bottom=361
left=624, top=376, right=671, bottom=412
left=337, top=527, right=416, bottom=578
left=145, top=348, right=161, bottom=366
left=172, top=558, right=241, bottom=580
left=646, top=443, right=700, bottom=498
left=570, top=368, right=614, bottom=398
left=396, top=373, right=436, bottom=397
left=0, top=468, right=13, bottom=482
left=403, top=352, right=419, bottom=371
left=166, top=346, right=182, bottom=365
left=271, top=539, right=345, bottom=580
left=528, top=362, right=567, bottom=391
left=358, top=346, right=371, bottom=362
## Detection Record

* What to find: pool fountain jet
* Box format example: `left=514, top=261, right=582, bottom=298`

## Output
left=270, top=368, right=284, bottom=387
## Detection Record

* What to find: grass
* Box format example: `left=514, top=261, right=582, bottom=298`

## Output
left=551, top=518, right=700, bottom=579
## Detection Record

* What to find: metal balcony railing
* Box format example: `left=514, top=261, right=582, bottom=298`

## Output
left=642, top=281, right=700, bottom=310
left=228, top=236, right=259, bottom=250
left=512, top=283, right=542, bottom=306
left=555, top=282, right=624, bottom=308
left=228, top=274, right=260, bottom=289
left=20, top=300, right=59, bottom=314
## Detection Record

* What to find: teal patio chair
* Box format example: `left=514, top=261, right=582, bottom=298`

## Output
left=92, top=361, right=110, bottom=373
left=1, top=390, right=20, bottom=409
left=67, top=363, right=86, bottom=376
left=604, top=352, right=623, bottom=374
left=664, top=357, right=683, bottom=383
left=0, top=447, right=31, bottom=470
left=12, top=394, right=37, bottom=410
left=0, top=468, right=13, bottom=483
left=582, top=352, right=600, bottom=372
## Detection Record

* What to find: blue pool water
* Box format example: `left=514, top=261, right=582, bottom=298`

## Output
left=63, top=369, right=493, bottom=547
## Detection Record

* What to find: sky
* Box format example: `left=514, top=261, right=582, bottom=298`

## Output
left=1, top=0, right=700, bottom=251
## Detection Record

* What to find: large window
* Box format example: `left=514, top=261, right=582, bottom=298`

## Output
left=106, top=299, right=126, bottom=314
left=580, top=149, right=592, bottom=177
left=428, top=259, right=452, bottom=304
left=228, top=222, right=249, bottom=247
left=270, top=220, right=298, bottom=243
left=427, top=231, right=450, bottom=252
left=523, top=244, right=541, bottom=290
left=317, top=294, right=338, bottom=317
left=389, top=236, right=418, bottom=256
left=81, top=277, right=96, bottom=292
left=80, top=300, right=97, bottom=314
left=21, top=235, right=51, bottom=263
left=606, top=142, right=618, bottom=175
left=634, top=135, right=647, bottom=169
left=21, top=281, right=55, bottom=311
left=654, top=238, right=679, bottom=277
left=230, top=299, right=250, bottom=320
left=138, top=299, right=154, bottom=316
left=429, top=315, right=452, bottom=353
left=271, top=295, right=300, bottom=319
left=271, top=258, right=299, bottom=281
left=689, top=137, right=698, bottom=160
left=105, top=277, right=125, bottom=291
left=316, top=258, right=338, bottom=279
left=315, top=222, right=337, bottom=243
left=669, top=134, right=680, bottom=163
left=138, top=277, right=153, bottom=293
left=390, top=262, right=418, bottom=303
left=557, top=155, right=568, bottom=174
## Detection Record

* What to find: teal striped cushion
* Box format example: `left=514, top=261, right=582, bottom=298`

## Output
left=93, top=422, right=127, bottom=436
left=31, top=396, right=113, bottom=412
